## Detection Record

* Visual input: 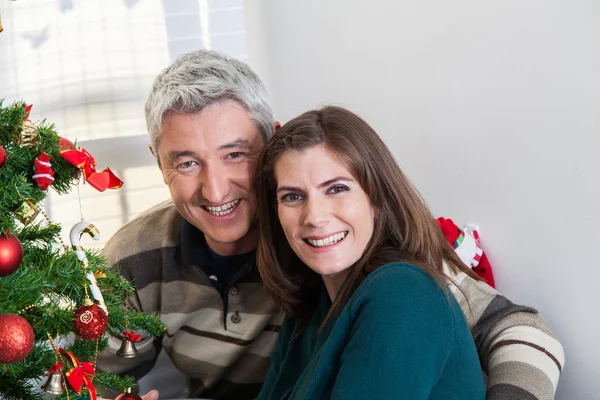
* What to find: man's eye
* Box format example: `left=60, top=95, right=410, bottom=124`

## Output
left=177, top=161, right=197, bottom=170
left=227, top=152, right=244, bottom=159
left=281, top=193, right=302, bottom=202
left=328, top=185, right=349, bottom=194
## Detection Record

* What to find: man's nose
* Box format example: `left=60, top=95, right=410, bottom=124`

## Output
left=201, top=166, right=229, bottom=204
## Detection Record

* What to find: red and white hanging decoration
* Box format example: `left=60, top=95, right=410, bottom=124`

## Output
left=32, top=152, right=55, bottom=190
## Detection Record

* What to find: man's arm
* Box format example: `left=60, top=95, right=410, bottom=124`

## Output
left=256, top=316, right=294, bottom=400
left=95, top=233, right=161, bottom=398
left=449, top=269, right=564, bottom=400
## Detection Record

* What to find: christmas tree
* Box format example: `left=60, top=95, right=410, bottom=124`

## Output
left=0, top=101, right=165, bottom=400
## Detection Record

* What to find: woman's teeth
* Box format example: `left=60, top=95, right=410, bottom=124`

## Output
left=306, top=231, right=348, bottom=248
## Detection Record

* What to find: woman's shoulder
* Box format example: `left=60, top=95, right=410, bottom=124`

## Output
left=348, top=262, right=452, bottom=317
left=358, top=262, right=442, bottom=293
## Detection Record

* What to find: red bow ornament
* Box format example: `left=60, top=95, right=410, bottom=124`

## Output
left=60, top=147, right=123, bottom=192
left=22, top=104, right=33, bottom=121
left=32, top=152, right=55, bottom=190
left=49, top=361, right=64, bottom=374
left=123, top=330, right=142, bottom=342
left=58, top=349, right=97, bottom=400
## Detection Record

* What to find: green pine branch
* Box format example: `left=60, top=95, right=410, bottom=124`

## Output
left=0, top=100, right=165, bottom=398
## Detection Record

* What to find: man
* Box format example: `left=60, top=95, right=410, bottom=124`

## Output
left=98, top=50, right=564, bottom=400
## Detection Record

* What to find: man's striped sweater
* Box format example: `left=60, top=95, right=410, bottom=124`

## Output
left=96, top=200, right=564, bottom=399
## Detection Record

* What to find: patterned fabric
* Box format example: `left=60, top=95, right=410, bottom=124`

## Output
left=97, top=200, right=563, bottom=399
left=96, top=200, right=282, bottom=400
left=445, top=264, right=564, bottom=399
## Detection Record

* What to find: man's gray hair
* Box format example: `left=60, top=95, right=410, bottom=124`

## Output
left=145, top=50, right=274, bottom=156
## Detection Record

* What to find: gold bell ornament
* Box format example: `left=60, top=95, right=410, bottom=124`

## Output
left=117, top=330, right=141, bottom=359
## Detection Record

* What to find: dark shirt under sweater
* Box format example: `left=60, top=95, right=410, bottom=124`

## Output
left=179, top=218, right=255, bottom=297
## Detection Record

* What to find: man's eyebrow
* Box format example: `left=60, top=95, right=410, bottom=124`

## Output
left=218, top=138, right=253, bottom=151
left=165, top=138, right=252, bottom=161
left=165, top=150, right=197, bottom=162
left=276, top=176, right=354, bottom=194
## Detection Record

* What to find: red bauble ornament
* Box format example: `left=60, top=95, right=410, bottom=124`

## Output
left=59, top=137, right=74, bottom=151
left=0, top=233, right=24, bottom=277
left=0, top=314, right=35, bottom=363
left=0, top=145, right=6, bottom=169
left=72, top=301, right=108, bottom=340
left=120, top=393, right=143, bottom=400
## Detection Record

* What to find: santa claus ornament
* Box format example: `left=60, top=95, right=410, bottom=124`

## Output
left=32, top=152, right=55, bottom=190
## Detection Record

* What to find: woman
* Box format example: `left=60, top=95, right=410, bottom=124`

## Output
left=255, top=106, right=486, bottom=399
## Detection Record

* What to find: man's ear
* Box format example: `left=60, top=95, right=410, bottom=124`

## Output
left=149, top=145, right=165, bottom=184
left=274, top=121, right=281, bottom=132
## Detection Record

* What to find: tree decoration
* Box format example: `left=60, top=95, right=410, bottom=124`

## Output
left=0, top=100, right=165, bottom=398
left=32, top=151, right=55, bottom=190
left=70, top=221, right=108, bottom=314
left=72, top=298, right=108, bottom=341
left=12, top=200, right=40, bottom=226
left=0, top=231, right=24, bottom=277
left=117, top=296, right=139, bottom=358
left=0, top=314, right=35, bottom=363
left=59, top=348, right=98, bottom=400
left=16, top=120, right=38, bottom=148
left=12, top=104, right=38, bottom=148
left=59, top=136, right=75, bottom=150
left=0, top=144, right=6, bottom=169
left=117, top=330, right=140, bottom=359
left=120, top=387, right=143, bottom=400
left=41, top=361, right=66, bottom=394
left=61, top=147, right=123, bottom=192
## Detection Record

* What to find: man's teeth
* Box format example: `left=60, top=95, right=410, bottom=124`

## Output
left=205, top=199, right=240, bottom=216
left=306, top=232, right=347, bottom=248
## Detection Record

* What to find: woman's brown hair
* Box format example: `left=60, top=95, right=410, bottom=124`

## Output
left=255, top=106, right=480, bottom=326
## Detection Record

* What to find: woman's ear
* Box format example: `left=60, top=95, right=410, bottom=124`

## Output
left=372, top=203, right=380, bottom=221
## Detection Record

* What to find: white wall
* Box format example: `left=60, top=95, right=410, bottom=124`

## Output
left=245, top=1, right=600, bottom=398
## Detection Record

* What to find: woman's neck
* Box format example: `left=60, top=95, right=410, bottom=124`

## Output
left=322, top=269, right=351, bottom=302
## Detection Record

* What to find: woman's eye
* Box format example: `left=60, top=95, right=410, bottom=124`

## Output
left=281, top=193, right=302, bottom=202
left=328, top=185, right=349, bottom=194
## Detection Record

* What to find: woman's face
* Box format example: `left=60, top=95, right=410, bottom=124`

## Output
left=274, top=144, right=375, bottom=282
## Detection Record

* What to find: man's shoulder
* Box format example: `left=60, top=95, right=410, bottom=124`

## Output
left=103, top=199, right=182, bottom=264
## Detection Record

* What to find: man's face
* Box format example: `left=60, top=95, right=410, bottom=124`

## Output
left=157, top=100, right=265, bottom=255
